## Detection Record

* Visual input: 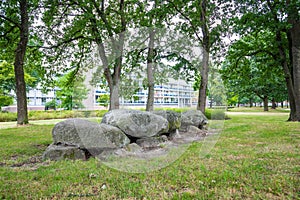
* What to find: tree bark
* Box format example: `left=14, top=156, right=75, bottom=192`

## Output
left=109, top=82, right=120, bottom=110
left=197, top=0, right=209, bottom=113
left=197, top=47, right=209, bottom=113
left=14, top=0, right=29, bottom=125
left=271, top=98, right=276, bottom=109
left=146, top=29, right=156, bottom=111
left=276, top=30, right=297, bottom=120
left=249, top=98, right=253, bottom=107
left=263, top=96, right=269, bottom=111
left=289, top=11, right=300, bottom=121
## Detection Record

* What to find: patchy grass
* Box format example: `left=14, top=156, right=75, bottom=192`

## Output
left=0, top=113, right=299, bottom=199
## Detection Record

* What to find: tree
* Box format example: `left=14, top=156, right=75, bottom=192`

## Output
left=97, top=94, right=110, bottom=108
left=166, top=0, right=231, bottom=113
left=41, top=0, right=144, bottom=110
left=0, top=60, right=35, bottom=109
left=56, top=71, right=88, bottom=110
left=0, top=0, right=29, bottom=124
left=232, top=0, right=300, bottom=121
left=221, top=31, right=287, bottom=111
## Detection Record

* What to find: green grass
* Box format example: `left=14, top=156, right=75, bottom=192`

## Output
left=0, top=113, right=299, bottom=199
left=228, top=106, right=290, bottom=113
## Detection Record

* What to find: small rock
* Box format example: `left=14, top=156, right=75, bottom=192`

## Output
left=42, top=144, right=86, bottom=161
left=136, top=136, right=168, bottom=148
left=125, top=143, right=143, bottom=153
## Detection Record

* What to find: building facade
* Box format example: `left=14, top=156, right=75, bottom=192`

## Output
left=93, top=78, right=198, bottom=108
left=3, top=78, right=197, bottom=111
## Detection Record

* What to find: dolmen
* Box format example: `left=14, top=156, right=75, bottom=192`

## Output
left=43, top=109, right=208, bottom=161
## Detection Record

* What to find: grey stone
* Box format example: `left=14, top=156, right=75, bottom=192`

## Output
left=42, top=144, right=86, bottom=161
left=152, top=110, right=181, bottom=132
left=185, top=125, right=207, bottom=137
left=136, top=135, right=168, bottom=148
left=180, top=110, right=208, bottom=131
left=101, top=110, right=169, bottom=138
left=52, top=118, right=130, bottom=151
left=125, top=143, right=143, bottom=153
left=168, top=130, right=182, bottom=140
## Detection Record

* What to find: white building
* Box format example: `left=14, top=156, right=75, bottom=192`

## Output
left=93, top=78, right=198, bottom=108
left=27, top=88, right=57, bottom=106
left=3, top=78, right=197, bottom=111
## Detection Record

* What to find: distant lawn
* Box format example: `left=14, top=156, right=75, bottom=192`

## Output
left=0, top=113, right=299, bottom=199
left=228, top=106, right=290, bottom=113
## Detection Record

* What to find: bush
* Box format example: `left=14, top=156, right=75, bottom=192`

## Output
left=205, top=109, right=230, bottom=120
left=0, top=112, right=17, bottom=122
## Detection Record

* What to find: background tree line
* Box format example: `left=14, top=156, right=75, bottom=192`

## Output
left=0, top=0, right=299, bottom=124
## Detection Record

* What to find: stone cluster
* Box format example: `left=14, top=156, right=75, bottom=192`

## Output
left=43, top=109, right=208, bottom=161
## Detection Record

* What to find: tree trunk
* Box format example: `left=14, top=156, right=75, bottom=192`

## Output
left=197, top=48, right=209, bottom=113
left=271, top=98, right=276, bottom=109
left=146, top=29, right=156, bottom=111
left=276, top=30, right=297, bottom=120
left=289, top=16, right=300, bottom=121
left=286, top=1, right=300, bottom=121
left=14, top=0, right=29, bottom=125
left=263, top=96, right=268, bottom=111
left=249, top=98, right=253, bottom=107
left=197, top=0, right=209, bottom=114
left=109, top=82, right=120, bottom=110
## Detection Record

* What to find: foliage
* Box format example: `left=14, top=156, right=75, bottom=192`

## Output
left=97, top=94, right=110, bottom=107
left=221, top=31, right=287, bottom=106
left=55, top=71, right=88, bottom=110
left=44, top=99, right=58, bottom=110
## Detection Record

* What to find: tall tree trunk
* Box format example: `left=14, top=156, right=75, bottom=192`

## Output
left=276, top=31, right=297, bottom=120
left=289, top=11, right=300, bottom=121
left=263, top=96, right=269, bottom=111
left=146, top=29, right=156, bottom=111
left=14, top=0, right=29, bottom=125
left=197, top=0, right=209, bottom=113
left=197, top=48, right=209, bottom=113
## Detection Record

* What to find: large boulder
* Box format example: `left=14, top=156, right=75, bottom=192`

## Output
left=180, top=110, right=208, bottom=131
left=151, top=110, right=181, bottom=132
left=101, top=110, right=169, bottom=138
left=52, top=118, right=130, bottom=151
left=42, top=144, right=87, bottom=161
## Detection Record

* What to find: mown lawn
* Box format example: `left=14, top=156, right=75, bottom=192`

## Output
left=0, top=113, right=299, bottom=199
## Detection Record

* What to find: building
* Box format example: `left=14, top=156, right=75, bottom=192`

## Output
left=93, top=78, right=198, bottom=108
left=2, top=78, right=198, bottom=112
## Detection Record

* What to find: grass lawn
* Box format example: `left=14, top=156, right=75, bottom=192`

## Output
left=0, top=112, right=299, bottom=199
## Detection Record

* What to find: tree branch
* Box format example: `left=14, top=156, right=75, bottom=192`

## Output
left=167, top=0, right=203, bottom=44
left=0, top=15, right=20, bottom=29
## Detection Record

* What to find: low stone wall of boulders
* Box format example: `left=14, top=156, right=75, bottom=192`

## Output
left=43, top=109, right=208, bottom=161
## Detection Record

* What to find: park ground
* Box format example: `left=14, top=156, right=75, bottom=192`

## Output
left=0, top=108, right=299, bottom=199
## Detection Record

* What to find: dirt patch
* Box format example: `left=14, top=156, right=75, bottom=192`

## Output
left=9, top=156, right=50, bottom=170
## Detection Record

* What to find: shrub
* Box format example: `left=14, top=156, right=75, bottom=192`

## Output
left=0, top=112, right=17, bottom=122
